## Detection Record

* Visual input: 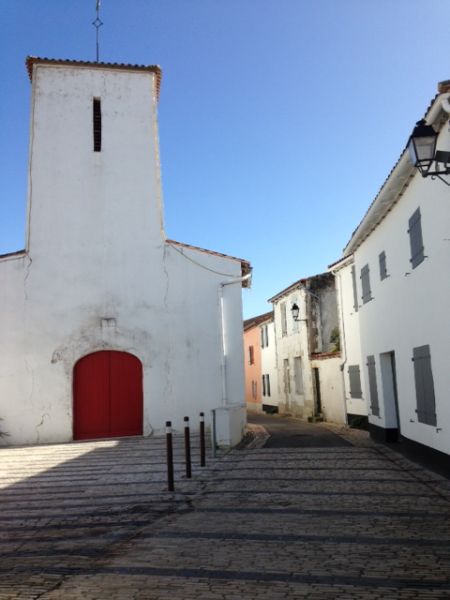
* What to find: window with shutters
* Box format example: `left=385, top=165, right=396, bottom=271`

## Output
left=348, top=365, right=362, bottom=398
left=379, top=251, right=388, bottom=280
left=412, top=345, right=436, bottom=426
left=360, top=264, right=372, bottom=304
left=248, top=345, right=254, bottom=365
left=280, top=302, right=288, bottom=337
left=366, top=355, right=379, bottom=416
left=351, top=265, right=359, bottom=312
left=294, top=356, right=304, bottom=395
left=262, top=374, right=271, bottom=397
left=260, top=324, right=269, bottom=348
left=93, top=98, right=102, bottom=152
left=408, top=208, right=425, bottom=269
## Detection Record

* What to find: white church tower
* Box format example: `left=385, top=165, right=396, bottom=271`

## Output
left=0, top=57, right=250, bottom=446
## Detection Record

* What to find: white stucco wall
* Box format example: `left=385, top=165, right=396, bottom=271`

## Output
left=260, top=319, right=279, bottom=408
left=352, top=139, right=450, bottom=454
left=0, top=62, right=246, bottom=447
left=332, top=260, right=368, bottom=418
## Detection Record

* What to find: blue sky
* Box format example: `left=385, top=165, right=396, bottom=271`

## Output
left=1, top=0, right=450, bottom=318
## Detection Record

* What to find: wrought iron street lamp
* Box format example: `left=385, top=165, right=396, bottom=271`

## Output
left=407, top=119, right=450, bottom=185
left=291, top=303, right=300, bottom=322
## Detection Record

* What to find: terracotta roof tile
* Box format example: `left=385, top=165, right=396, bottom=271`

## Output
left=243, top=311, right=273, bottom=331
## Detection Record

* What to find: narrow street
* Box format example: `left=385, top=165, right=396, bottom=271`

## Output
left=1, top=415, right=450, bottom=599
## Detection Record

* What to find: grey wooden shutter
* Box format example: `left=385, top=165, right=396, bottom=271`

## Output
left=348, top=365, right=362, bottom=398
left=413, top=345, right=436, bottom=426
left=267, top=374, right=271, bottom=397
left=360, top=264, right=372, bottom=304
left=408, top=208, right=425, bottom=268
left=379, top=251, right=387, bottom=280
left=262, top=375, right=266, bottom=397
left=294, top=356, right=304, bottom=395
left=351, top=266, right=359, bottom=312
left=366, top=356, right=379, bottom=416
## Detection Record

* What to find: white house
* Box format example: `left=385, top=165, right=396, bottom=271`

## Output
left=343, top=79, right=450, bottom=468
left=259, top=312, right=279, bottom=413
left=328, top=254, right=368, bottom=426
left=269, top=273, right=346, bottom=424
left=0, top=57, right=250, bottom=447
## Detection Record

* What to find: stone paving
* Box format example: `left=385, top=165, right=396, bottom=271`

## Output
left=1, top=423, right=450, bottom=599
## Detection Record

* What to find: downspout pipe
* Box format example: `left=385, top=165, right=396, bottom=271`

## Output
left=331, top=266, right=349, bottom=425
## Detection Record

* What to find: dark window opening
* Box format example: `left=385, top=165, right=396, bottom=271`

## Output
left=248, top=345, right=254, bottom=365
left=93, top=98, right=102, bottom=152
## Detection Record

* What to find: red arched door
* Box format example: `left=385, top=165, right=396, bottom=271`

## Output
left=73, top=351, right=143, bottom=440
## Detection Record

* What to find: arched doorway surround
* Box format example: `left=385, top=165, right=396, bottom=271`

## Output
left=73, top=350, right=143, bottom=440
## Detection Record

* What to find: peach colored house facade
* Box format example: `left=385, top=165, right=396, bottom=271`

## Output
left=243, top=312, right=272, bottom=412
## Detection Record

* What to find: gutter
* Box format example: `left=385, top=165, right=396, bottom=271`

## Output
left=344, top=92, right=450, bottom=255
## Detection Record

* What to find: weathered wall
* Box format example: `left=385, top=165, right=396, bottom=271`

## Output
left=310, top=355, right=346, bottom=424
left=0, top=63, right=246, bottom=447
left=273, top=289, right=314, bottom=418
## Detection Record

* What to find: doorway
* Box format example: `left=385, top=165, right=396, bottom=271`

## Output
left=379, top=351, right=400, bottom=441
left=73, top=350, right=143, bottom=440
left=313, top=367, right=322, bottom=415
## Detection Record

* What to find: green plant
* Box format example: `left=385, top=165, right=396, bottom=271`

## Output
left=330, top=326, right=340, bottom=352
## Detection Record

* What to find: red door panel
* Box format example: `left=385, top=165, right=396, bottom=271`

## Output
left=110, top=352, right=143, bottom=436
left=73, top=351, right=143, bottom=440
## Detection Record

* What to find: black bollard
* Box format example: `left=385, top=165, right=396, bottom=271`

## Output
left=166, top=420, right=174, bottom=492
left=184, top=416, right=192, bottom=478
left=199, top=412, right=206, bottom=467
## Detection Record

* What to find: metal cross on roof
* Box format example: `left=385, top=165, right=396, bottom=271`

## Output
left=92, top=0, right=103, bottom=62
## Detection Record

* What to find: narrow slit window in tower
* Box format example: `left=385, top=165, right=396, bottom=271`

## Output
left=93, top=98, right=102, bottom=152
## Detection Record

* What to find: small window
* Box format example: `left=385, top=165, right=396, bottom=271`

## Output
left=379, top=251, right=388, bottom=280
left=360, top=264, right=372, bottom=304
left=413, top=345, right=436, bottom=426
left=251, top=380, right=257, bottom=400
left=280, top=302, right=287, bottom=337
left=348, top=365, right=362, bottom=398
left=93, top=98, right=102, bottom=152
left=294, top=356, right=304, bottom=395
left=260, top=324, right=269, bottom=348
left=366, top=355, right=379, bottom=416
left=408, top=208, right=425, bottom=269
left=248, top=345, right=254, bottom=365
left=351, top=265, right=359, bottom=312
left=262, top=374, right=271, bottom=397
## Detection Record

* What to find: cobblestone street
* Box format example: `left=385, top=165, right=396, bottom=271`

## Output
left=1, top=418, right=450, bottom=599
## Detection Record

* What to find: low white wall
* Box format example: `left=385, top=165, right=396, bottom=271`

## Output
left=311, top=356, right=346, bottom=424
